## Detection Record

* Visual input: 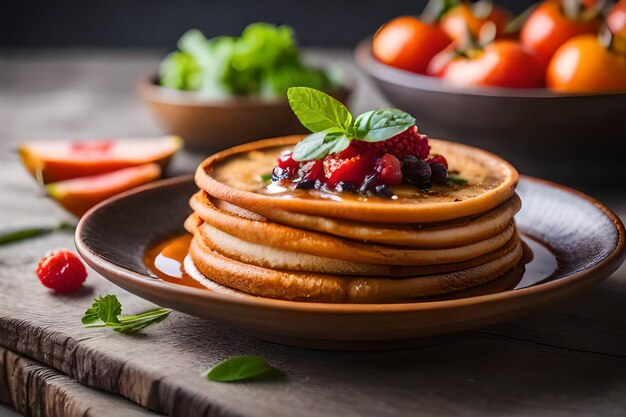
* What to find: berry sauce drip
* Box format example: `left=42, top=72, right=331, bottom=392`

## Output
left=271, top=126, right=452, bottom=198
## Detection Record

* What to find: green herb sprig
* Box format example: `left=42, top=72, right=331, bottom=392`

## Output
left=0, top=222, right=75, bottom=246
left=207, top=355, right=282, bottom=382
left=447, top=173, right=469, bottom=185
left=82, top=295, right=171, bottom=334
left=288, top=87, right=415, bottom=162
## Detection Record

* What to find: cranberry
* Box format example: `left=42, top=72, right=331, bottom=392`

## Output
left=375, top=154, right=403, bottom=185
left=426, top=154, right=449, bottom=169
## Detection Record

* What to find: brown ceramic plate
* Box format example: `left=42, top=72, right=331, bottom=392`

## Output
left=354, top=38, right=626, bottom=186
left=76, top=176, right=625, bottom=350
left=138, top=75, right=351, bottom=150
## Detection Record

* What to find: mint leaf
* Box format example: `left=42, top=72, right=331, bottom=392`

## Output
left=286, top=88, right=417, bottom=162
left=448, top=174, right=468, bottom=185
left=81, top=296, right=105, bottom=325
left=82, top=295, right=171, bottom=334
left=207, top=355, right=282, bottom=382
left=82, top=295, right=121, bottom=325
left=110, top=309, right=172, bottom=334
left=353, top=109, right=415, bottom=143
left=292, top=129, right=351, bottom=161
left=259, top=173, right=272, bottom=184
left=287, top=87, right=352, bottom=133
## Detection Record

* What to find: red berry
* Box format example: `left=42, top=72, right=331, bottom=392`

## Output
left=36, top=250, right=87, bottom=293
left=323, top=151, right=376, bottom=187
left=376, top=154, right=403, bottom=185
left=276, top=152, right=299, bottom=172
left=427, top=154, right=449, bottom=169
left=299, top=160, right=324, bottom=182
left=351, top=126, right=430, bottom=159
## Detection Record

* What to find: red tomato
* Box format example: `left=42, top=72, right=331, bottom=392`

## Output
left=547, top=35, right=626, bottom=92
left=520, top=1, right=601, bottom=67
left=439, top=41, right=545, bottom=88
left=440, top=3, right=512, bottom=42
left=373, top=16, right=452, bottom=74
left=427, top=44, right=458, bottom=77
left=608, top=0, right=626, bottom=37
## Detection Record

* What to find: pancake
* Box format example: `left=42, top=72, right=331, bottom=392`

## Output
left=190, top=194, right=517, bottom=266
left=192, top=218, right=522, bottom=277
left=195, top=136, right=519, bottom=224
left=188, top=232, right=524, bottom=303
left=183, top=252, right=526, bottom=301
left=203, top=192, right=521, bottom=248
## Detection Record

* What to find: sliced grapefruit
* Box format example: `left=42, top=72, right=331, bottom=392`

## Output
left=19, top=136, right=181, bottom=184
left=47, top=163, right=162, bottom=217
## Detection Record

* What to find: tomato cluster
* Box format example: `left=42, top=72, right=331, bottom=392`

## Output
left=372, top=0, right=626, bottom=93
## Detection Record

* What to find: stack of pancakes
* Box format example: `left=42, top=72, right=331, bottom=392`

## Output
left=184, top=136, right=522, bottom=303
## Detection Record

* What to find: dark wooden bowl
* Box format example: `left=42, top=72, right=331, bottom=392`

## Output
left=138, top=76, right=351, bottom=151
left=354, top=38, right=626, bottom=187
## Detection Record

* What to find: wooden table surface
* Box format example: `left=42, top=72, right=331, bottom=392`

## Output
left=1, top=50, right=625, bottom=417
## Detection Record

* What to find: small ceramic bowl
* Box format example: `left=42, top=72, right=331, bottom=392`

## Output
left=354, top=38, right=626, bottom=186
left=138, top=76, right=351, bottom=151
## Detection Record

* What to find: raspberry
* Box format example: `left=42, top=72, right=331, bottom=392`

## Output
left=375, top=154, right=403, bottom=185
left=36, top=249, right=87, bottom=293
left=427, top=154, right=448, bottom=169
left=351, top=126, right=430, bottom=159
left=323, top=151, right=376, bottom=187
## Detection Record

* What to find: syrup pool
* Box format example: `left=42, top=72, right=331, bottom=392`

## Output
left=144, top=234, right=559, bottom=296
left=143, top=234, right=206, bottom=289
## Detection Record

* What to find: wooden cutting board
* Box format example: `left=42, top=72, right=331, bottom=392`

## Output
left=0, top=347, right=161, bottom=417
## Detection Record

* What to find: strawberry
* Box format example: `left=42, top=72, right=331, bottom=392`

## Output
left=350, top=126, right=430, bottom=159
left=276, top=152, right=299, bottom=171
left=36, top=249, right=87, bottom=293
left=299, top=160, right=324, bottom=182
left=323, top=151, right=376, bottom=187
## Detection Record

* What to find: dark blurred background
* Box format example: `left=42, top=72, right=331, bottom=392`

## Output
left=1, top=0, right=528, bottom=49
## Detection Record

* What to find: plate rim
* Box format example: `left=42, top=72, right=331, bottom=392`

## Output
left=75, top=175, right=625, bottom=314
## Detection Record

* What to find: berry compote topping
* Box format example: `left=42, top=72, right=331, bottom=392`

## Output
left=271, top=126, right=455, bottom=198
left=275, top=87, right=462, bottom=198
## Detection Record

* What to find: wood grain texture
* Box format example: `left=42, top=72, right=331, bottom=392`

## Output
left=0, top=347, right=161, bottom=417
left=1, top=50, right=626, bottom=417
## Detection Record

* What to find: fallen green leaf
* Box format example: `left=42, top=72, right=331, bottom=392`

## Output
left=207, top=355, right=282, bottom=382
